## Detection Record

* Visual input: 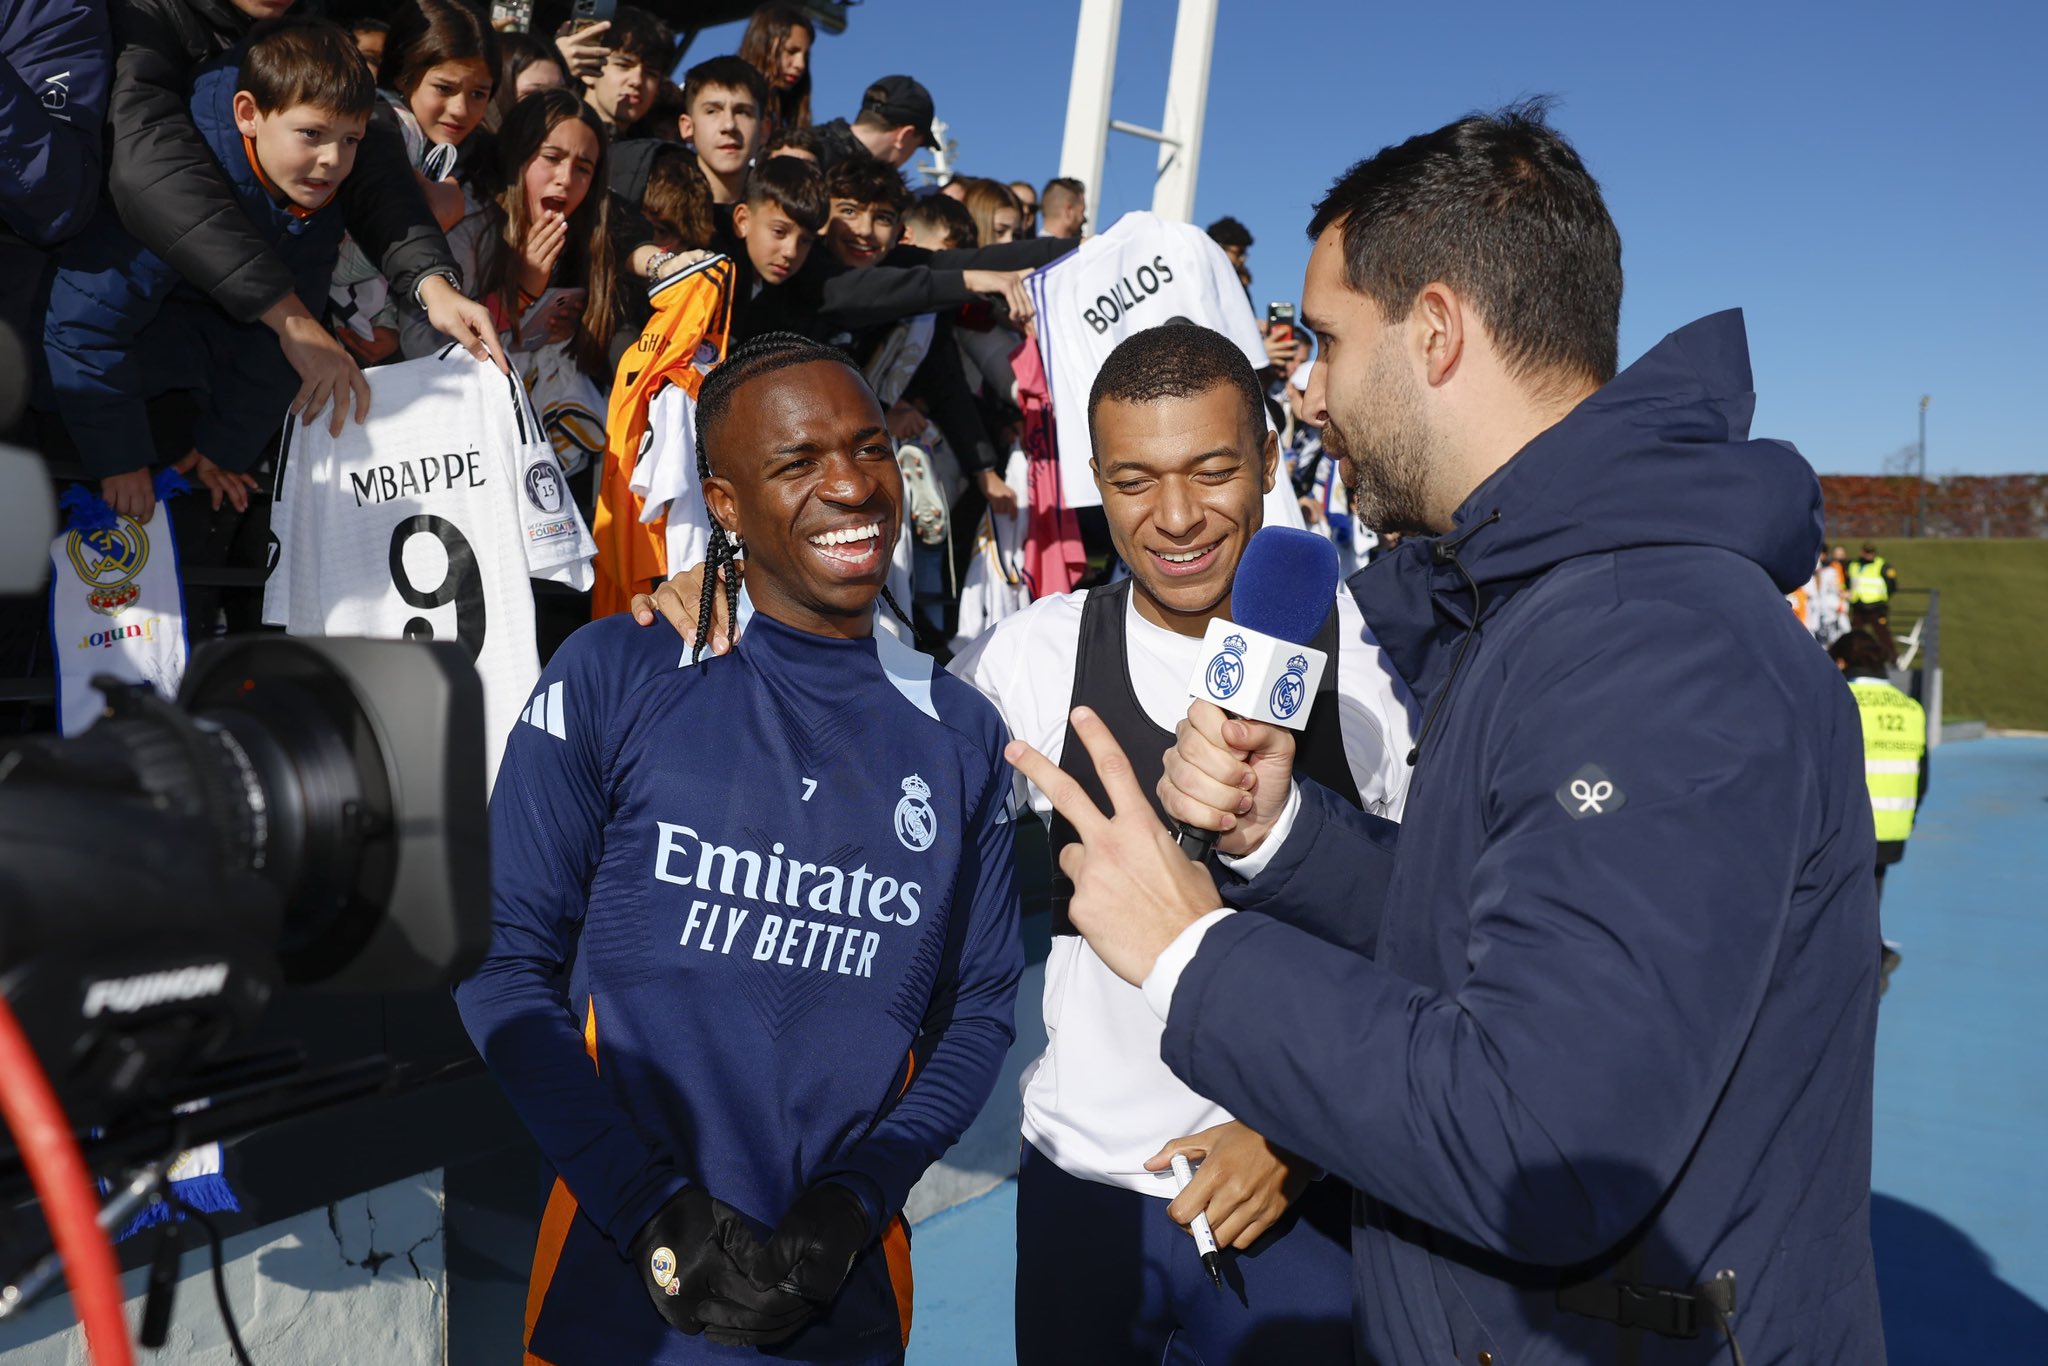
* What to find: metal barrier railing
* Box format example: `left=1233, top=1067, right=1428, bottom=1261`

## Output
left=1886, top=588, right=1943, bottom=748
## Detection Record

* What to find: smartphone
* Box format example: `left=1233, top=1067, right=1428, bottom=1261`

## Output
left=571, top=0, right=617, bottom=22
left=1267, top=301, right=1296, bottom=345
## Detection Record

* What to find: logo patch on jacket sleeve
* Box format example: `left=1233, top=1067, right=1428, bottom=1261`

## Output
left=1557, top=763, right=1625, bottom=819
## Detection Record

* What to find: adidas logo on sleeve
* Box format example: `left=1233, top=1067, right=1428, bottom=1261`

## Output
left=520, top=679, right=566, bottom=739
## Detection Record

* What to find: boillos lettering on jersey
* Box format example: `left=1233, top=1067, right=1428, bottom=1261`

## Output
left=1081, top=255, right=1175, bottom=334
left=349, top=450, right=488, bottom=507
left=652, top=822, right=921, bottom=979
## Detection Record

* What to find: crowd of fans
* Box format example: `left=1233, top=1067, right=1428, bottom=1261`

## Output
left=0, top=0, right=1322, bottom=696
left=0, top=16, right=1928, bottom=1355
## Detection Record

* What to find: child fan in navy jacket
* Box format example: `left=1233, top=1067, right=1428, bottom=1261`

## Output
left=455, top=334, right=1022, bottom=1365
left=43, top=17, right=367, bottom=522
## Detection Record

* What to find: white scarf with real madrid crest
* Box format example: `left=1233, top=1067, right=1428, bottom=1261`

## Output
left=48, top=472, right=192, bottom=737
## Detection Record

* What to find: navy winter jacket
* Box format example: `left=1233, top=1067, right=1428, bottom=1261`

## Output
left=43, top=47, right=341, bottom=477
left=106, top=0, right=450, bottom=323
left=0, top=0, right=109, bottom=340
left=1163, top=311, right=1884, bottom=1364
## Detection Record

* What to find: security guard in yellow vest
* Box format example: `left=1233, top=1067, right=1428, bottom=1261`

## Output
left=1847, top=554, right=1891, bottom=605
left=1831, top=629, right=1927, bottom=990
left=1846, top=541, right=1900, bottom=657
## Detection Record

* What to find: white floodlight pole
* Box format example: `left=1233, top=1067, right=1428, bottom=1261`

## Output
left=1152, top=0, right=1218, bottom=222
left=913, top=117, right=957, bottom=187
left=1057, top=0, right=1122, bottom=234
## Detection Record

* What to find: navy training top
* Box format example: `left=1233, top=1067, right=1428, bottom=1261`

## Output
left=456, top=606, right=1022, bottom=1364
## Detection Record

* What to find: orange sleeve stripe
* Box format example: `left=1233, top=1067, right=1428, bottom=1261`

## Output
left=523, top=1178, right=580, bottom=1349
left=885, top=1046, right=917, bottom=1346
left=524, top=998, right=602, bottom=1348
left=884, top=1041, right=919, bottom=1342
left=882, top=1214, right=914, bottom=1348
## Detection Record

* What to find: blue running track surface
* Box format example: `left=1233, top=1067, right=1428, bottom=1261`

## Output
left=1868, top=736, right=2048, bottom=1362
left=906, top=737, right=2048, bottom=1364
left=909, top=1182, right=1019, bottom=1366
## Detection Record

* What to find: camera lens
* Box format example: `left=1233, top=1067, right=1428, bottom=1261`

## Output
left=182, top=659, right=398, bottom=985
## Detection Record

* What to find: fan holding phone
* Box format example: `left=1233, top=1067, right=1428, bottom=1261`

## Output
left=1262, top=301, right=1304, bottom=373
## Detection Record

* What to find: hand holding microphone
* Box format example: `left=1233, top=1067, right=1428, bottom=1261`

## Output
left=1001, top=527, right=1344, bottom=987
left=1162, top=527, right=1338, bottom=860
left=1162, top=702, right=1297, bottom=860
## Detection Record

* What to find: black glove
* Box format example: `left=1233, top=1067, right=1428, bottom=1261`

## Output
left=696, top=1187, right=872, bottom=1343
left=749, top=1180, right=875, bottom=1305
left=628, top=1186, right=802, bottom=1341
left=693, top=1181, right=873, bottom=1347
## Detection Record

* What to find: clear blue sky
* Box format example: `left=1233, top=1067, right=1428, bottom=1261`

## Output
left=687, top=0, right=2046, bottom=476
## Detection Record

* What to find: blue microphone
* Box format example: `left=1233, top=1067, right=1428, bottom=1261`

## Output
left=1231, top=527, right=1340, bottom=648
left=1177, top=528, right=1341, bottom=859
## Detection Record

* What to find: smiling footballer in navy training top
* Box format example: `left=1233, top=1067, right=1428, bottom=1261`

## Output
left=455, top=334, right=1022, bottom=1366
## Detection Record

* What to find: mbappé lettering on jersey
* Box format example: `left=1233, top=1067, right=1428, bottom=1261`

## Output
left=264, top=348, right=596, bottom=791
left=455, top=605, right=1022, bottom=1364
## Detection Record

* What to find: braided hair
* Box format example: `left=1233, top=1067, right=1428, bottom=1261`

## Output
left=691, top=332, right=915, bottom=661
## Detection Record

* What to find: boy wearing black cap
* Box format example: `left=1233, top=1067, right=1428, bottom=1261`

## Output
left=812, top=74, right=939, bottom=172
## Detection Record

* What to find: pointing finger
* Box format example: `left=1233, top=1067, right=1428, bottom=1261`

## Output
left=327, top=375, right=350, bottom=437
left=350, top=366, right=373, bottom=425
left=651, top=574, right=702, bottom=640
left=1004, top=735, right=1110, bottom=841
left=1066, top=706, right=1152, bottom=823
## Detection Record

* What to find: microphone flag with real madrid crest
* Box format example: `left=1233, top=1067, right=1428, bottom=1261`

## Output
left=47, top=471, right=193, bottom=737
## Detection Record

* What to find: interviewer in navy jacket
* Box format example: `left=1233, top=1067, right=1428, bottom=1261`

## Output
left=1012, top=105, right=1885, bottom=1365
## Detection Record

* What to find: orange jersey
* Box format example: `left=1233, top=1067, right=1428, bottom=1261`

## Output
left=591, top=256, right=737, bottom=619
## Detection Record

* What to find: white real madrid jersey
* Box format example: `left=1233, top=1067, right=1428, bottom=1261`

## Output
left=1026, top=211, right=1271, bottom=511
left=264, top=349, right=597, bottom=790
left=949, top=586, right=1415, bottom=1196
left=638, top=383, right=715, bottom=576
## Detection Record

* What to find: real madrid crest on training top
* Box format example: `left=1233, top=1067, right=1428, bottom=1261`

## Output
left=1271, top=653, right=1310, bottom=720
left=1206, top=633, right=1247, bottom=700
left=895, top=774, right=937, bottom=851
